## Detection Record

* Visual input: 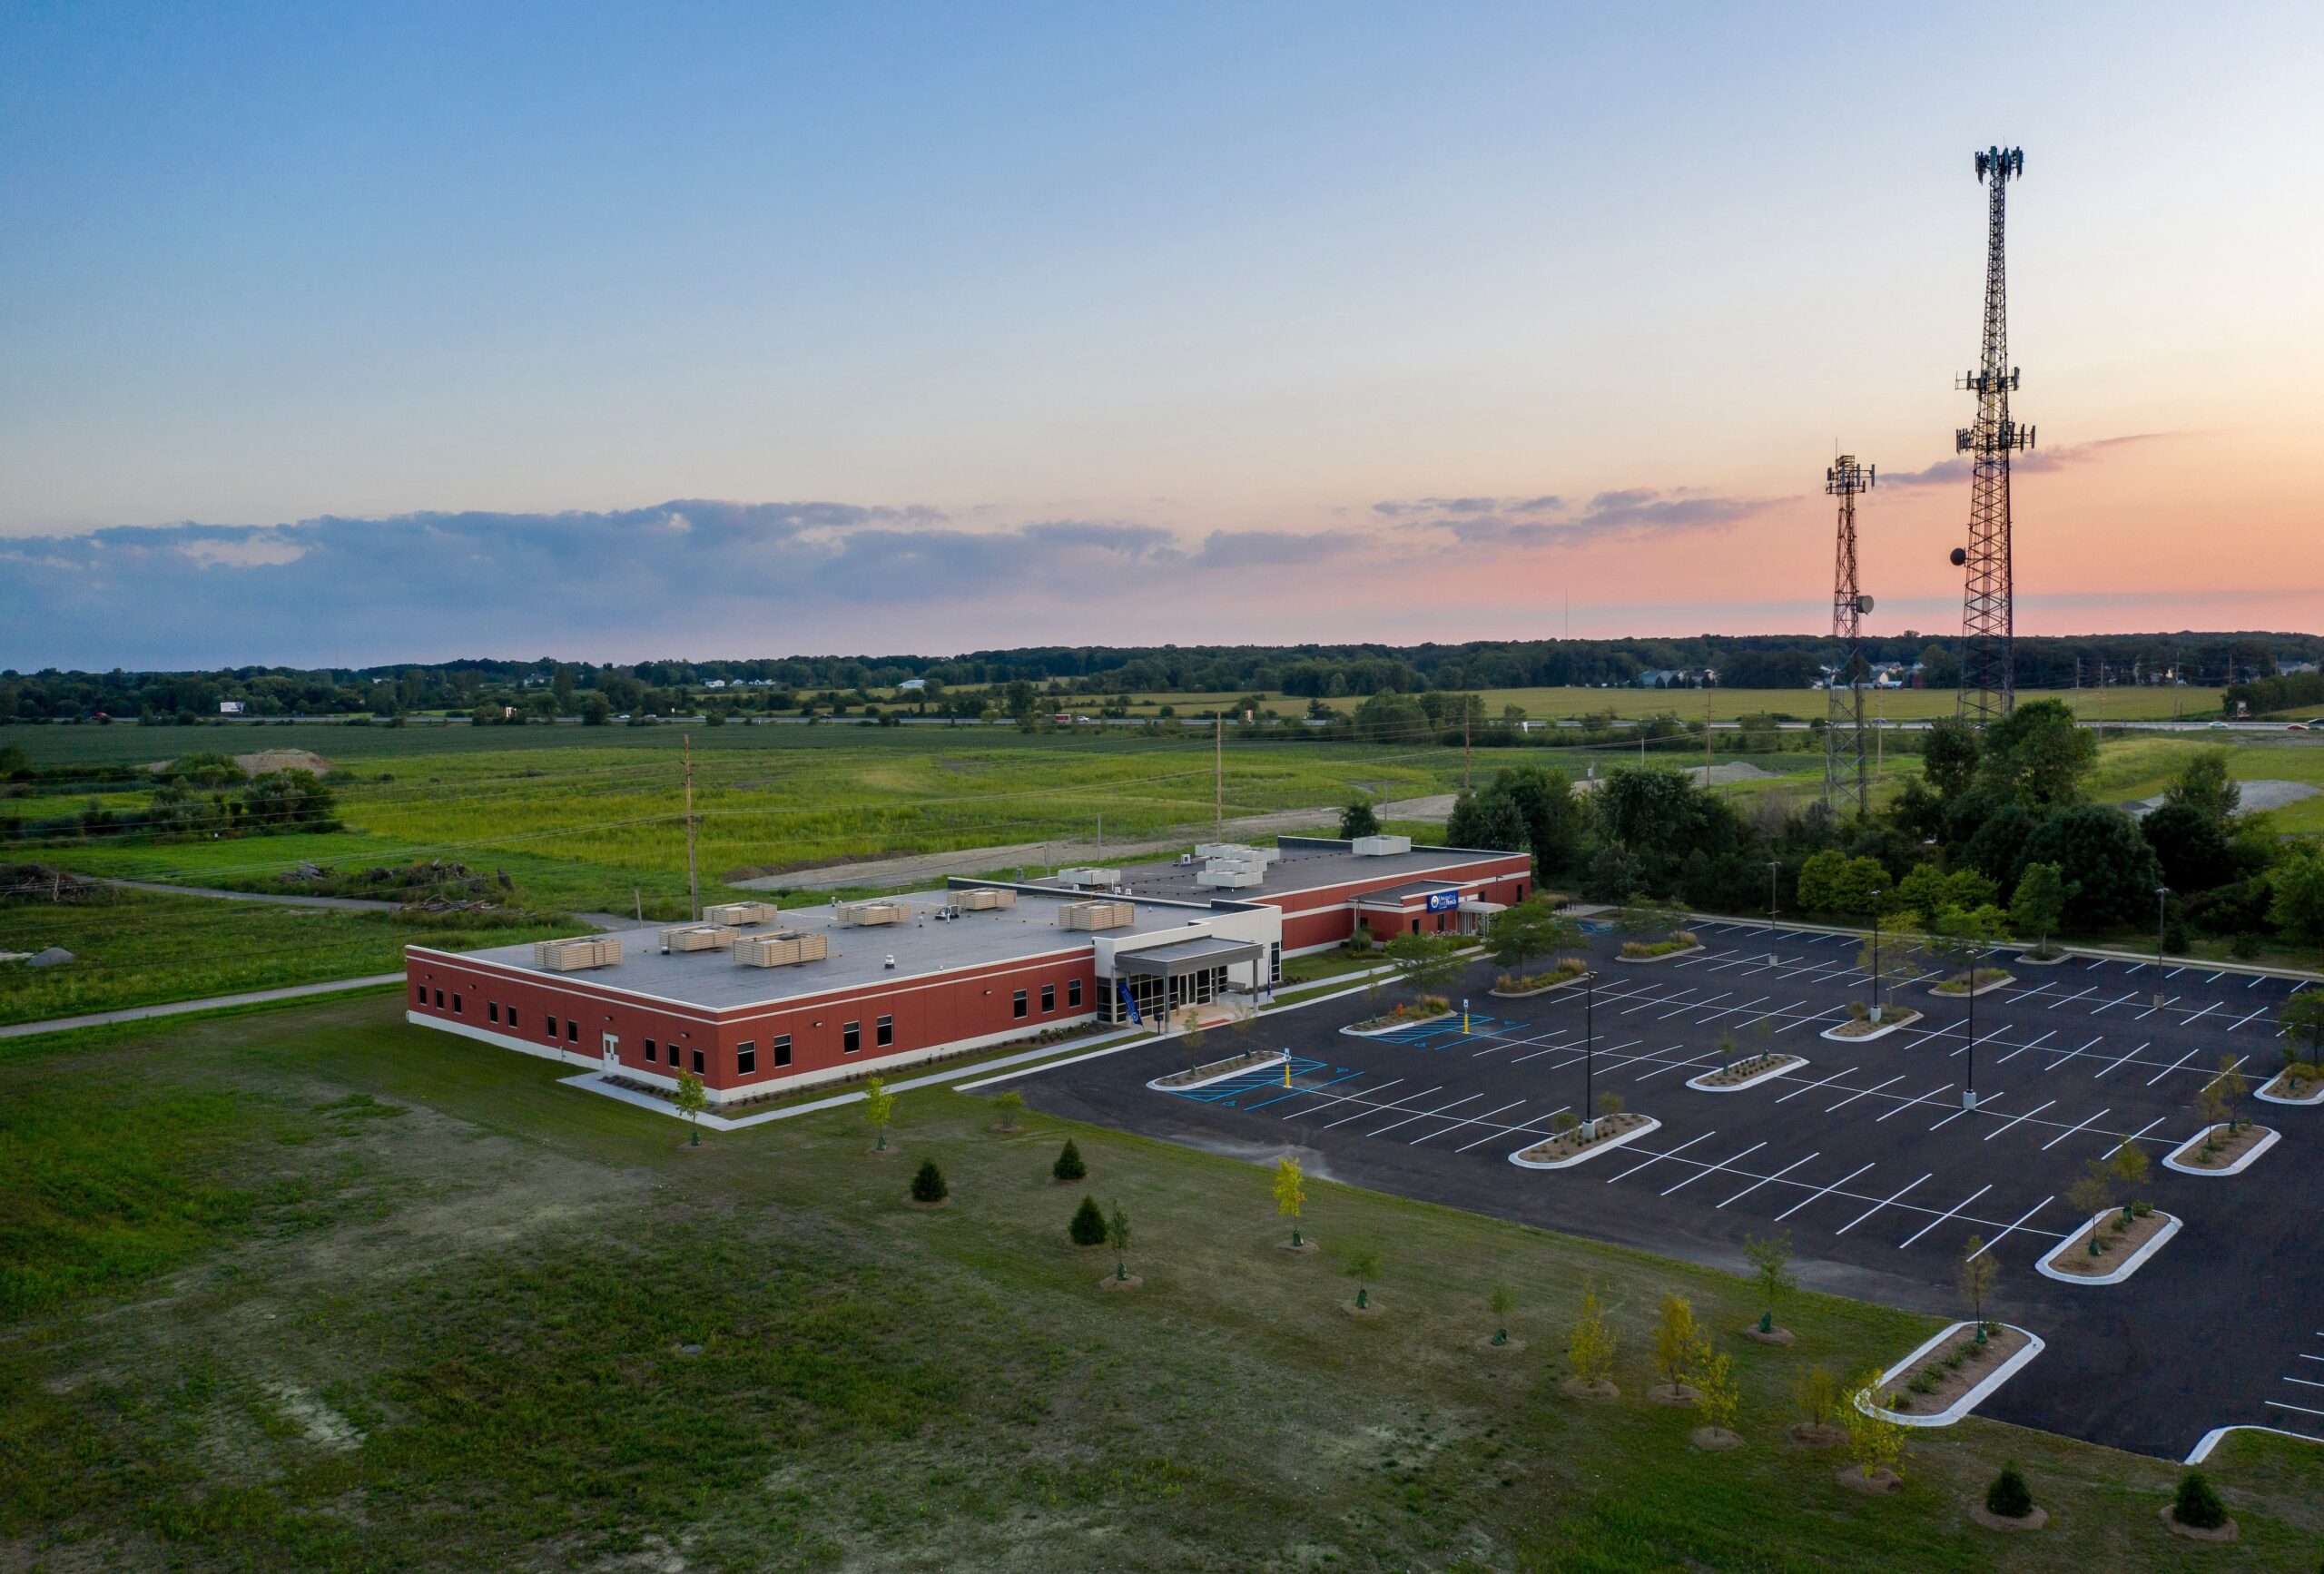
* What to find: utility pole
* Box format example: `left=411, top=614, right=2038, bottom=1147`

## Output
left=1462, top=694, right=1472, bottom=792
left=1952, top=145, right=2033, bottom=725
left=1767, top=859, right=1781, bottom=919
left=683, top=733, right=699, bottom=921
left=1826, top=454, right=1875, bottom=818
left=1214, top=715, right=1223, bottom=844
left=1704, top=674, right=1714, bottom=792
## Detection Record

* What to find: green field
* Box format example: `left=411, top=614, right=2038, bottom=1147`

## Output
left=5, top=992, right=2320, bottom=1569
left=1114, top=686, right=2227, bottom=724
left=0, top=886, right=566, bottom=1027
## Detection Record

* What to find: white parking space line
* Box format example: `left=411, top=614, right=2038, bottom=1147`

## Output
left=2046, top=987, right=2097, bottom=1011
left=2204, top=971, right=2224, bottom=983
left=2089, top=991, right=2140, bottom=1016
left=2085, top=958, right=2110, bottom=970
left=1410, top=1098, right=1526, bottom=1146
left=1455, top=1107, right=1565, bottom=1153
left=1632, top=1049, right=1718, bottom=1082
left=1982, top=1098, right=2055, bottom=1142
left=1876, top=1082, right=1956, bottom=1123
left=1734, top=999, right=1805, bottom=1028
left=1322, top=1085, right=1442, bottom=1130
left=1837, top=1173, right=1930, bottom=1235
left=2198, top=1055, right=2251, bottom=1092
left=2143, top=1046, right=2204, bottom=1087
left=1623, top=989, right=1693, bottom=1017
left=1659, top=991, right=1728, bottom=1020
left=1928, top=1093, right=1998, bottom=1133
left=2181, top=1001, right=2221, bottom=1028
left=1367, top=1093, right=1482, bottom=1138
left=2045, top=1035, right=2103, bottom=1071
left=1775, top=1066, right=1859, bottom=1104
left=2013, top=981, right=2054, bottom=1003
left=2226, top=1005, right=2272, bottom=1031
left=2093, top=1040, right=2151, bottom=1079
left=1717, top=1151, right=1822, bottom=1208
left=1897, top=1183, right=1993, bottom=1248
left=1773, top=1162, right=1877, bottom=1222
left=2132, top=995, right=2180, bottom=1022
left=2039, top=1107, right=2112, bottom=1151
left=1826, top=1074, right=1905, bottom=1113
left=1541, top=1037, right=1645, bottom=1070
left=1289, top=1077, right=1404, bottom=1118
left=1969, top=1195, right=2055, bottom=1260
left=1659, top=1140, right=1769, bottom=1197
left=2267, top=1401, right=2324, bottom=1420
left=1603, top=1129, right=1719, bottom=1183
left=2164, top=966, right=2189, bottom=979
left=1994, top=1029, right=2056, bottom=1065
left=2119, top=1116, right=2168, bottom=1149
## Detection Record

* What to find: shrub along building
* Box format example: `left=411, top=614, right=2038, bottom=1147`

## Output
left=405, top=834, right=1530, bottom=1104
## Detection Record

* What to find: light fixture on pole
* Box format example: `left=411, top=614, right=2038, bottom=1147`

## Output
left=2154, top=884, right=2170, bottom=1009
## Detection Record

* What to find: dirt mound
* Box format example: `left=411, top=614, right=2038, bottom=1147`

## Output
left=235, top=749, right=333, bottom=777
left=0, top=863, right=103, bottom=902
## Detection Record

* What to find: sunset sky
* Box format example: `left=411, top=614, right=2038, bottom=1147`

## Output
left=3, top=3, right=2319, bottom=669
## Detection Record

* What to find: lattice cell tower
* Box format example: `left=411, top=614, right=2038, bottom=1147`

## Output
left=1951, top=145, right=2034, bottom=724
left=1825, top=456, right=1875, bottom=818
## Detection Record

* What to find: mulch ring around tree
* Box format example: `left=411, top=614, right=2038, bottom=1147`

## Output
left=1826, top=1009, right=1924, bottom=1038
left=1972, top=1503, right=2048, bottom=1532
left=2049, top=1211, right=2171, bottom=1277
left=1689, top=1426, right=1742, bottom=1451
left=1515, top=1112, right=1651, bottom=1166
left=1646, top=1381, right=1700, bottom=1408
left=1097, top=1273, right=1145, bottom=1293
left=1787, top=1422, right=1845, bottom=1450
left=1561, top=1378, right=1619, bottom=1401
left=2171, top=1122, right=2272, bottom=1170
left=1476, top=1335, right=1528, bottom=1353
left=1691, top=1053, right=1802, bottom=1087
left=1837, top=1465, right=1903, bottom=1495
left=1744, top=1324, right=1797, bottom=1346
left=2160, top=1505, right=2238, bottom=1542
left=905, top=1196, right=951, bottom=1210
left=1877, top=1324, right=2030, bottom=1415
left=1275, top=1239, right=1320, bottom=1254
left=1341, top=1300, right=1382, bottom=1320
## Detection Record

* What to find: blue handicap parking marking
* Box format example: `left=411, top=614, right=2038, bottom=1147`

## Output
left=1168, top=1054, right=1336, bottom=1107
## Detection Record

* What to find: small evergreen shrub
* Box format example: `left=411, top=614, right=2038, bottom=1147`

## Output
left=1985, top=1463, right=2034, bottom=1520
left=1053, top=1138, right=1087, bottom=1182
left=2172, top=1471, right=2228, bottom=1530
left=1068, top=1195, right=1108, bottom=1245
left=910, top=1159, right=948, bottom=1203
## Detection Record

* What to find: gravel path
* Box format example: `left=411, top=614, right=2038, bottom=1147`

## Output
left=0, top=973, right=406, bottom=1040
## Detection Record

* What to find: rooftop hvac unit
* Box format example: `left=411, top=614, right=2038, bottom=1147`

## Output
left=835, top=900, right=911, bottom=927
left=1196, top=864, right=1265, bottom=889
left=533, top=936, right=622, bottom=971
left=1058, top=900, right=1134, bottom=930
left=956, top=887, right=1016, bottom=910
left=659, top=924, right=740, bottom=953
left=1351, top=834, right=1413, bottom=857
left=702, top=900, right=776, bottom=927
left=1056, top=867, right=1122, bottom=889
left=1195, top=841, right=1277, bottom=864
left=734, top=930, right=831, bottom=968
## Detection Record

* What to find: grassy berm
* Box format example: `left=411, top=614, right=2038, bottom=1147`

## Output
left=3, top=997, right=2320, bottom=1570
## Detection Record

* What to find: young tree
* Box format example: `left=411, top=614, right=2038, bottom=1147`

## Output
left=1273, top=1156, right=1309, bottom=1247
left=1956, top=1236, right=2000, bottom=1338
left=2008, top=861, right=2069, bottom=959
left=1843, top=1368, right=1905, bottom=1479
left=1694, top=1348, right=1741, bottom=1440
left=2110, top=1138, right=2151, bottom=1224
left=862, top=1076, right=896, bottom=1152
left=1488, top=1284, right=1518, bottom=1347
left=2171, top=1471, right=2229, bottom=1530
left=1486, top=897, right=1579, bottom=982
left=990, top=1089, right=1026, bottom=1132
left=910, top=1158, right=949, bottom=1204
left=674, top=1069, right=708, bottom=1146
left=1568, top=1289, right=1617, bottom=1387
left=1106, top=1202, right=1133, bottom=1282
left=1068, top=1195, right=1108, bottom=1245
left=1337, top=796, right=1382, bottom=840
left=1986, top=1463, right=2035, bottom=1521
left=2066, top=1163, right=2116, bottom=1254
left=2280, top=992, right=2324, bottom=1074
left=1342, top=1244, right=1382, bottom=1311
left=1652, top=1292, right=1701, bottom=1397
left=1713, top=1028, right=1738, bottom=1069
left=1053, top=1137, right=1088, bottom=1182
left=1791, top=1364, right=1840, bottom=1434
left=1384, top=930, right=1463, bottom=1004
left=1743, top=1233, right=1795, bottom=1335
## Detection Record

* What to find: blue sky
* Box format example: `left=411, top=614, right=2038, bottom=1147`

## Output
left=3, top=3, right=2319, bottom=667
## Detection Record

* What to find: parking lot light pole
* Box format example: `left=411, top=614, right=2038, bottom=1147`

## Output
left=1870, top=911, right=1883, bottom=1024
left=1583, top=971, right=1597, bottom=1135
left=1962, top=939, right=1981, bottom=1111
left=2154, top=884, right=2170, bottom=1009
left=1767, top=860, right=1780, bottom=919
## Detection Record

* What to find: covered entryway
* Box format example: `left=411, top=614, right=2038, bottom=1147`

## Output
left=1108, top=936, right=1265, bottom=1026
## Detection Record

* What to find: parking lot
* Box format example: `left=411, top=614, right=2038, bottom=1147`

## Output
left=1009, top=920, right=2321, bottom=1461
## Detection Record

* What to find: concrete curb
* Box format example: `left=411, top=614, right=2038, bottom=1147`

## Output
left=1855, top=1322, right=2046, bottom=1429
left=2256, top=1076, right=2324, bottom=1107
left=2036, top=1209, right=2181, bottom=1285
left=1685, top=1055, right=1803, bottom=1092
left=1818, top=1011, right=1923, bottom=1044
left=1147, top=1051, right=1290, bottom=1094
left=1509, top=1117, right=1662, bottom=1171
left=2162, top=1125, right=2279, bottom=1176
left=2184, top=1423, right=2324, bottom=1465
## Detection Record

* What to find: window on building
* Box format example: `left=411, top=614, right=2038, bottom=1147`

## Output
left=1269, top=942, right=1283, bottom=985
left=487, top=1001, right=499, bottom=1024
left=691, top=1048, right=704, bottom=1075
left=507, top=1008, right=520, bottom=1031
left=644, top=1039, right=657, bottom=1064
left=566, top=1019, right=578, bottom=1042
left=735, top=1041, right=755, bottom=1075
left=1041, top=983, right=1056, bottom=1013
left=1068, top=978, right=1083, bottom=1008
left=1013, top=989, right=1029, bottom=1019
left=434, top=989, right=444, bottom=1008
left=842, top=1021, right=862, bottom=1055
left=1409, top=919, right=1420, bottom=934
left=450, top=993, right=462, bottom=1015
left=876, top=1015, right=892, bottom=1048
left=773, top=1034, right=793, bottom=1067
left=414, top=984, right=426, bottom=1006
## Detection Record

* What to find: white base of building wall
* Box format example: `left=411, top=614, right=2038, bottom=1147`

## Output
left=409, top=1012, right=600, bottom=1070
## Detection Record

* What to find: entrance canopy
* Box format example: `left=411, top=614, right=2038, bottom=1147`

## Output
left=1113, top=935, right=1265, bottom=979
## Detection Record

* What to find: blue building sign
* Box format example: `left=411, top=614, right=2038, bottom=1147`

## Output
left=1424, top=890, right=1461, bottom=913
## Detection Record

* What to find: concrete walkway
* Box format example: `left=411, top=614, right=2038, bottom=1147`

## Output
left=1, top=973, right=405, bottom=1040
left=733, top=793, right=1461, bottom=892
left=99, top=877, right=403, bottom=912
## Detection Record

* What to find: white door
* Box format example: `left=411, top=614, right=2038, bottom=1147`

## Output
left=600, top=1031, right=619, bottom=1070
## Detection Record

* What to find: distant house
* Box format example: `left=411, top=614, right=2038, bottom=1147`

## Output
left=218, top=701, right=246, bottom=714
left=897, top=678, right=928, bottom=692
left=2278, top=661, right=2319, bottom=678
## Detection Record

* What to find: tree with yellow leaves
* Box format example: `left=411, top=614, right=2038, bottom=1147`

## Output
left=1273, top=1156, right=1309, bottom=1248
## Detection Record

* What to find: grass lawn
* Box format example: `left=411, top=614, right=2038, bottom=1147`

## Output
left=5, top=994, right=2320, bottom=1569
left=2083, top=737, right=2324, bottom=832
left=0, top=886, right=567, bottom=1026
left=1111, top=687, right=2225, bottom=724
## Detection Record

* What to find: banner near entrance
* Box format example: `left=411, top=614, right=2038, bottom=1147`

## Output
left=1425, top=890, right=1461, bottom=913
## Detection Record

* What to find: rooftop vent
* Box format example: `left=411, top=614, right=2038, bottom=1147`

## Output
left=1195, top=841, right=1278, bottom=865
left=1351, top=834, right=1413, bottom=857
left=1196, top=863, right=1265, bottom=889
left=1058, top=900, right=1134, bottom=930
left=1055, top=866, right=1122, bottom=890
left=835, top=900, right=911, bottom=927
left=533, top=936, right=622, bottom=971
left=660, top=924, right=739, bottom=953
left=702, top=900, right=776, bottom=927
left=956, top=887, right=1016, bottom=911
left=734, top=930, right=831, bottom=968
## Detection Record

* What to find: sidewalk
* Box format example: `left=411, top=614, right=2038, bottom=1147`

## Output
left=0, top=973, right=404, bottom=1040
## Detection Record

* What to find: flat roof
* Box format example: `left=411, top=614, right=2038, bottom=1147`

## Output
left=1114, top=935, right=1265, bottom=975
left=431, top=890, right=1225, bottom=1012
left=1024, top=838, right=1512, bottom=908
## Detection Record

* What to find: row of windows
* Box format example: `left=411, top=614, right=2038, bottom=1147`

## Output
left=417, top=984, right=582, bottom=1042
left=1014, top=978, right=1082, bottom=1019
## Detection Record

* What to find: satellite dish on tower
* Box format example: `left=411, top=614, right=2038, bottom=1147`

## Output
left=1949, top=547, right=1968, bottom=567
left=1856, top=594, right=1876, bottom=615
